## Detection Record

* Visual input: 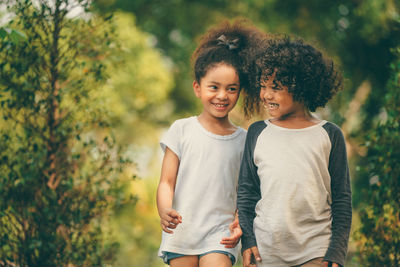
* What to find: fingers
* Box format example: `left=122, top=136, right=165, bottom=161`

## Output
left=220, top=236, right=238, bottom=248
left=229, top=219, right=239, bottom=231
left=160, top=209, right=182, bottom=234
left=242, top=247, right=261, bottom=267
left=168, top=209, right=183, bottom=223
left=220, top=242, right=236, bottom=248
left=221, top=225, right=242, bottom=248
left=242, top=248, right=253, bottom=267
left=251, top=246, right=262, bottom=262
left=161, top=222, right=174, bottom=234
left=322, top=261, right=338, bottom=267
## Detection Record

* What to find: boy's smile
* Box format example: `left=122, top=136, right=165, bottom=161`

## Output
left=193, top=63, right=240, bottom=120
left=260, top=73, right=306, bottom=121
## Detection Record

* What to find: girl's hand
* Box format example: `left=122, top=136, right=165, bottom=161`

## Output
left=159, top=208, right=182, bottom=234
left=322, top=261, right=339, bottom=267
left=220, top=218, right=242, bottom=248
left=242, top=246, right=261, bottom=267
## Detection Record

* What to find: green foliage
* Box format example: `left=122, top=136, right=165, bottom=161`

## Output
left=95, top=0, right=400, bottom=123
left=354, top=45, right=400, bottom=265
left=92, top=1, right=400, bottom=265
left=102, top=12, right=174, bottom=145
left=0, top=1, right=135, bottom=266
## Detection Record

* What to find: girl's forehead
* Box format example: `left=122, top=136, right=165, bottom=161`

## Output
left=203, top=63, right=239, bottom=77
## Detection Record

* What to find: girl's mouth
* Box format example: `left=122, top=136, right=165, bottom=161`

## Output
left=213, top=103, right=228, bottom=109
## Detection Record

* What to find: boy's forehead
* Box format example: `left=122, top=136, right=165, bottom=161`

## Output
left=261, top=69, right=277, bottom=81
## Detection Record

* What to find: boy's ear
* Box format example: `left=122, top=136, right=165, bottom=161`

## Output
left=193, top=80, right=201, bottom=98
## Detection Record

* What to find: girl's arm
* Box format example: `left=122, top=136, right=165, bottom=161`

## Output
left=156, top=147, right=182, bottom=234
left=220, top=210, right=242, bottom=248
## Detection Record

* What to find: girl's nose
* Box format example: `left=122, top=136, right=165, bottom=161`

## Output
left=217, top=90, right=228, bottom=100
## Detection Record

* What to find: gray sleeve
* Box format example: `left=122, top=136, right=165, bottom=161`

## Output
left=237, top=121, right=266, bottom=253
left=323, top=122, right=352, bottom=267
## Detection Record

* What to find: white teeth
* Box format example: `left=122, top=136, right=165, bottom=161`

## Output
left=214, top=104, right=226, bottom=107
left=268, top=103, right=279, bottom=109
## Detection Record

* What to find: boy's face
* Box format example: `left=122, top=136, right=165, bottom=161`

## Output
left=193, top=63, right=240, bottom=120
left=260, top=72, right=304, bottom=120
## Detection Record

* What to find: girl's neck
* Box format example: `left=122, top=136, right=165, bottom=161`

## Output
left=269, top=109, right=320, bottom=129
left=197, top=113, right=237, bottom=135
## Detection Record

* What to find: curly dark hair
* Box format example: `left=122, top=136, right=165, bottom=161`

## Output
left=191, top=19, right=265, bottom=92
left=243, top=35, right=343, bottom=117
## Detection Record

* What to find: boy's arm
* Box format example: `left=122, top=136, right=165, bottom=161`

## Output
left=156, top=147, right=182, bottom=233
left=237, top=122, right=264, bottom=253
left=323, top=124, right=352, bottom=266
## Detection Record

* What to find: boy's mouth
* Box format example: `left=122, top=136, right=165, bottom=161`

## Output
left=267, top=102, right=279, bottom=110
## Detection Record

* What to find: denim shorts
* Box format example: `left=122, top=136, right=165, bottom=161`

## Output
left=164, top=250, right=236, bottom=265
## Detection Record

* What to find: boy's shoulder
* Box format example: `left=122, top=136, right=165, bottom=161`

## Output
left=322, top=120, right=344, bottom=134
left=321, top=120, right=346, bottom=143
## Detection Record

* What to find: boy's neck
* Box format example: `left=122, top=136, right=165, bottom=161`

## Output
left=270, top=110, right=321, bottom=129
left=197, top=113, right=237, bottom=135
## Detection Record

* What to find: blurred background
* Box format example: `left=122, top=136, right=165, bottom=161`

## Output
left=0, top=0, right=399, bottom=266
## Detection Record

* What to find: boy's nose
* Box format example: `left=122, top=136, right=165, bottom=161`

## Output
left=262, top=90, right=272, bottom=100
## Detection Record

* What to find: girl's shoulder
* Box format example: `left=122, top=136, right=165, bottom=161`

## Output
left=169, top=116, right=197, bottom=128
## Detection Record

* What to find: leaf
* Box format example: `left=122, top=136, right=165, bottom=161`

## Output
left=9, top=29, right=27, bottom=43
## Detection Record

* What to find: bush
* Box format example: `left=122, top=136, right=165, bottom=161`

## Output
left=0, top=1, right=135, bottom=266
left=354, top=44, right=400, bottom=265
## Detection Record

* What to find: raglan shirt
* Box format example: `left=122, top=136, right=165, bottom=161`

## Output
left=237, top=120, right=352, bottom=267
left=158, top=116, right=247, bottom=263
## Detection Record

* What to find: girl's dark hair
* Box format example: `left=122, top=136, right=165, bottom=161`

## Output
left=244, top=35, right=343, bottom=116
left=192, top=19, right=265, bottom=93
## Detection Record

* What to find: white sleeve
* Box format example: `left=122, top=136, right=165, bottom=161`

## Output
left=160, top=120, right=182, bottom=159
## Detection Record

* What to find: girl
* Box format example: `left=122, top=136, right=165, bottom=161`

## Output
left=157, top=21, right=264, bottom=267
left=237, top=36, right=352, bottom=267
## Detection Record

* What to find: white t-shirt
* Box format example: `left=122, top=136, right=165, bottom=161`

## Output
left=238, top=119, right=352, bottom=266
left=158, top=116, right=246, bottom=262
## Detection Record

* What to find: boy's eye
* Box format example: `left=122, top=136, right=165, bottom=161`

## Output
left=209, top=85, right=218, bottom=89
left=272, top=81, right=282, bottom=90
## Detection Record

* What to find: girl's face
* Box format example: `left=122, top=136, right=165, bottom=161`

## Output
left=193, top=63, right=240, bottom=120
left=260, top=72, right=305, bottom=120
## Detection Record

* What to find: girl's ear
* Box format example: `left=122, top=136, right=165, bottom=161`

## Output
left=193, top=80, right=201, bottom=98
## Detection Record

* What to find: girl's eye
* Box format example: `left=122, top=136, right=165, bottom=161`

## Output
left=228, top=87, right=238, bottom=92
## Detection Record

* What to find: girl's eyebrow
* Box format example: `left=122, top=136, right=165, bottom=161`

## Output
left=208, top=81, right=239, bottom=86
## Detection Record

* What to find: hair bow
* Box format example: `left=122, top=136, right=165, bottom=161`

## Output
left=217, top=35, right=239, bottom=50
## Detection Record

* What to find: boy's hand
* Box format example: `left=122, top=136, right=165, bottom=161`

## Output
left=220, top=217, right=242, bottom=248
left=243, top=246, right=261, bottom=267
left=159, top=208, right=182, bottom=234
left=323, top=261, right=339, bottom=267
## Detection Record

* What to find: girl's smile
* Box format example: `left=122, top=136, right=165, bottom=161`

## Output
left=193, top=63, right=240, bottom=120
